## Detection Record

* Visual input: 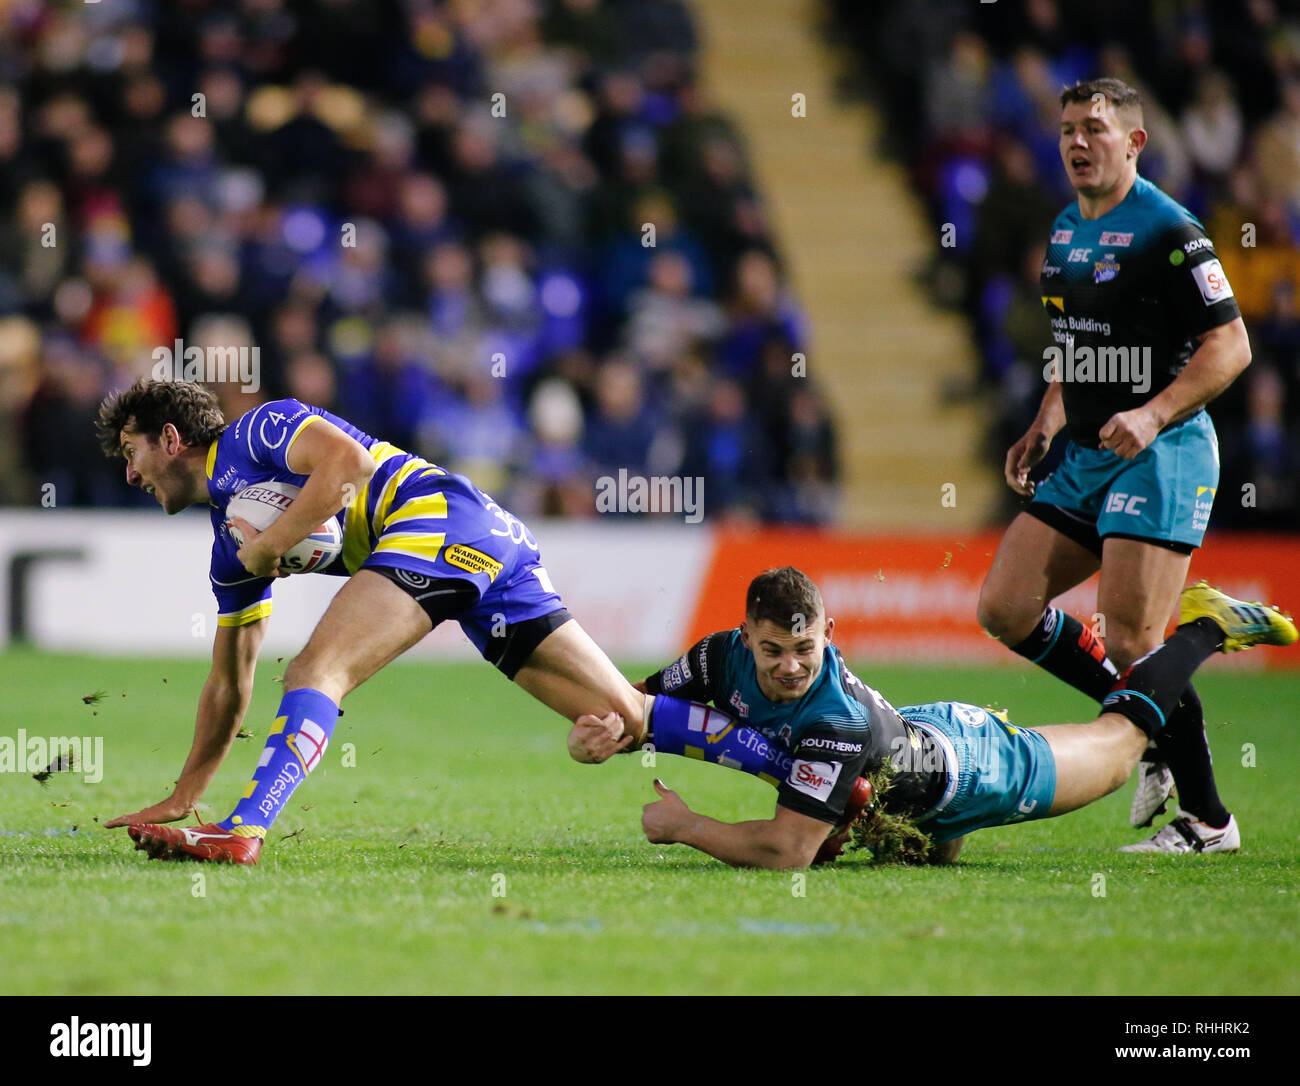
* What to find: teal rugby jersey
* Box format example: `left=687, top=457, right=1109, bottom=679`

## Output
left=205, top=398, right=453, bottom=627
left=645, top=630, right=948, bottom=823
left=1041, top=175, right=1241, bottom=447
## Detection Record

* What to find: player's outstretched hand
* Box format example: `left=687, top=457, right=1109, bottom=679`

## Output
left=1099, top=407, right=1160, bottom=460
left=642, top=779, right=691, bottom=844
left=104, top=795, right=195, bottom=828
left=1004, top=428, right=1050, bottom=497
left=567, top=711, right=634, bottom=763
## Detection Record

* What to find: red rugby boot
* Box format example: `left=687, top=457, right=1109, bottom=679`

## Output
left=128, top=822, right=263, bottom=864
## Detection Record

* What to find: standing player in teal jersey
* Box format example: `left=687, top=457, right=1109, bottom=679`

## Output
left=568, top=568, right=1294, bottom=869
left=976, top=78, right=1255, bottom=853
left=96, top=378, right=653, bottom=864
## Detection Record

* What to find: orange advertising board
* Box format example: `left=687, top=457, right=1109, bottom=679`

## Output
left=687, top=531, right=1300, bottom=669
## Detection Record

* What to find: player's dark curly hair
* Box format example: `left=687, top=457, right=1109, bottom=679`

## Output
left=746, top=566, right=824, bottom=632
left=1060, top=78, right=1143, bottom=123
left=96, top=378, right=227, bottom=458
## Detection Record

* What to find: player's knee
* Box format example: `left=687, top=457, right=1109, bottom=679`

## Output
left=283, top=652, right=317, bottom=686
left=283, top=653, right=343, bottom=699
left=976, top=585, right=1031, bottom=644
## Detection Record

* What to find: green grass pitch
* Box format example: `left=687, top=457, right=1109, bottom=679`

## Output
left=1, top=648, right=1296, bottom=995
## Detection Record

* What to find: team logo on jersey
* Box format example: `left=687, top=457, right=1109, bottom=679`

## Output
left=1190, top=259, right=1234, bottom=305
left=1051, top=229, right=1073, bottom=244
left=1099, top=231, right=1133, bottom=247
left=1093, top=256, right=1121, bottom=283
left=444, top=545, right=504, bottom=580
left=787, top=759, right=841, bottom=803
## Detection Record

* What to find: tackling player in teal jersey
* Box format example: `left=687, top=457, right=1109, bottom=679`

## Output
left=977, top=78, right=1255, bottom=854
left=569, top=568, right=1294, bottom=869
left=96, top=379, right=654, bottom=864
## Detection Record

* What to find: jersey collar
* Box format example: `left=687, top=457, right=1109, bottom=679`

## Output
left=205, top=439, right=219, bottom=505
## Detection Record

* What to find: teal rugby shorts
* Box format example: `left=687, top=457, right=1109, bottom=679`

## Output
left=1029, top=410, right=1219, bottom=555
left=897, top=702, right=1058, bottom=843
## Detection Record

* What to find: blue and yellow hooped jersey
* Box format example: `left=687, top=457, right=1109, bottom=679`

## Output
left=206, top=398, right=463, bottom=627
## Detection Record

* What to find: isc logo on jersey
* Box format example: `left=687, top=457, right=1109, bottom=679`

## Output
left=788, top=759, right=842, bottom=802
left=1190, top=259, right=1234, bottom=305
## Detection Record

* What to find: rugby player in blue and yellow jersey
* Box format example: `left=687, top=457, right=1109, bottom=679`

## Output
left=568, top=568, right=1294, bottom=869
left=977, top=78, right=1255, bottom=854
left=96, top=378, right=652, bottom=864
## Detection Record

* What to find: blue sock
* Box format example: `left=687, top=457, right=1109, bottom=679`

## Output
left=648, top=695, right=786, bottom=787
left=219, top=688, right=339, bottom=837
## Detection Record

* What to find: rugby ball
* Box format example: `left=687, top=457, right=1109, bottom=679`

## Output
left=225, top=481, right=342, bottom=574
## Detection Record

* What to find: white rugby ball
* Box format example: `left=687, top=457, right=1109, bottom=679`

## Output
left=225, top=481, right=342, bottom=574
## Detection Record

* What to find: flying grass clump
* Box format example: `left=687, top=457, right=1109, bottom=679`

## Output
left=844, top=762, right=934, bottom=865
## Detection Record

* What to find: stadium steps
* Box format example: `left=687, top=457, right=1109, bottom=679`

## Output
left=691, top=0, right=1001, bottom=529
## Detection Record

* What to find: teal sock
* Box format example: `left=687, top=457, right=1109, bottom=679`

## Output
left=219, top=688, right=339, bottom=838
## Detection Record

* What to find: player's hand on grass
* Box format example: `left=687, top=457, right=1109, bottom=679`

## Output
left=642, top=779, right=691, bottom=843
left=567, top=711, right=634, bottom=763
left=1098, top=406, right=1161, bottom=460
left=104, top=794, right=195, bottom=828
left=1004, top=428, right=1051, bottom=497
left=230, top=516, right=288, bottom=578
